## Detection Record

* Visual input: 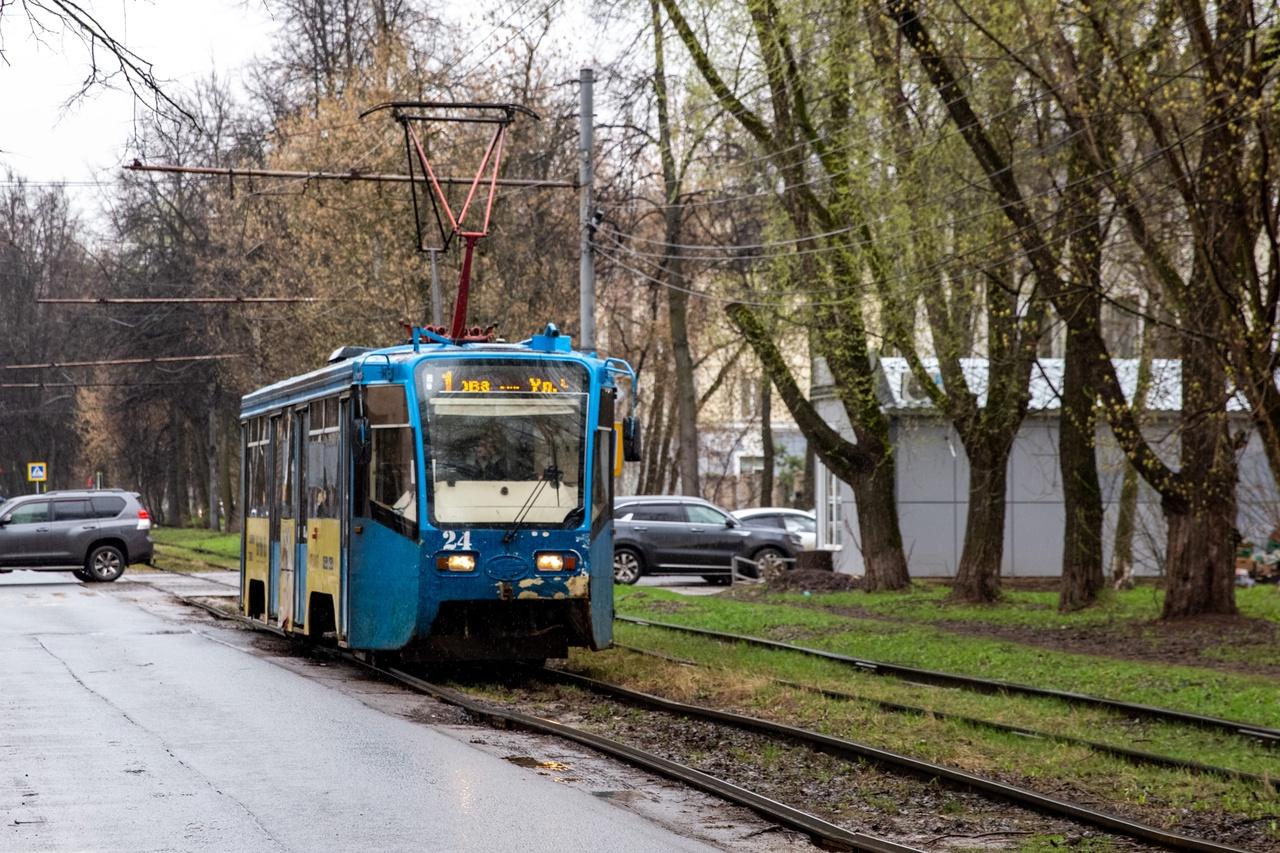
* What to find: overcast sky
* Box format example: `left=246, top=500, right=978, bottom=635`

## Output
left=0, top=1, right=277, bottom=195
left=0, top=1, right=608, bottom=213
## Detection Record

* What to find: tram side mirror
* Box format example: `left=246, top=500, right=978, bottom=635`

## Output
left=353, top=416, right=372, bottom=465
left=622, top=415, right=642, bottom=462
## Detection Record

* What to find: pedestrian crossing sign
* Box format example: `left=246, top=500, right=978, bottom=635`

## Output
left=27, top=462, right=47, bottom=482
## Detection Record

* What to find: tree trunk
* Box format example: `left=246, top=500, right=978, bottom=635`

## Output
left=951, top=439, right=1010, bottom=602
left=207, top=401, right=220, bottom=531
left=1058, top=332, right=1105, bottom=610
left=1161, top=338, right=1238, bottom=618
left=639, top=373, right=669, bottom=494
left=1163, top=494, right=1238, bottom=617
left=173, top=413, right=190, bottom=527
left=652, top=0, right=699, bottom=497
left=220, top=424, right=236, bottom=530
left=1111, top=318, right=1155, bottom=585
left=851, top=442, right=911, bottom=591
left=165, top=425, right=180, bottom=527
left=800, top=441, right=815, bottom=509
left=1112, top=465, right=1139, bottom=585
left=760, top=379, right=774, bottom=504
left=668, top=288, right=699, bottom=496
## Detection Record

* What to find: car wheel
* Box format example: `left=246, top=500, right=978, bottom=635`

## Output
left=73, top=569, right=94, bottom=582
left=753, top=547, right=788, bottom=576
left=613, top=548, right=643, bottom=585
left=702, top=575, right=731, bottom=585
left=86, top=545, right=126, bottom=582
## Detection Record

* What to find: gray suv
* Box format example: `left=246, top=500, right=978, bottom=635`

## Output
left=0, top=490, right=154, bottom=582
left=612, top=496, right=801, bottom=584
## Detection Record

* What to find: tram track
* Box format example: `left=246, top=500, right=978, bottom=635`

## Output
left=523, top=665, right=1255, bottom=853
left=618, top=616, right=1280, bottom=745
left=168, top=591, right=1262, bottom=852
left=613, top=642, right=1279, bottom=791
left=167, top=590, right=918, bottom=852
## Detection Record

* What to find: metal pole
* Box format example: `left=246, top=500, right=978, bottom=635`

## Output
left=428, top=249, right=444, bottom=326
left=578, top=67, right=595, bottom=352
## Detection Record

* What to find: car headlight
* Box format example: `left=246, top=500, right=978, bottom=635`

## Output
left=436, top=553, right=477, bottom=572
left=786, top=533, right=803, bottom=546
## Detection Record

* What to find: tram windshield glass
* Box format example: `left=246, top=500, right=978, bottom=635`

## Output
left=418, top=359, right=589, bottom=527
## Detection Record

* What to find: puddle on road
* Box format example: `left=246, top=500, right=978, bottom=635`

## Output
left=591, top=789, right=656, bottom=804
left=504, top=755, right=572, bottom=772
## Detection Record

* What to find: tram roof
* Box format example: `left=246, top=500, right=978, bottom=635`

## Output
left=239, top=340, right=602, bottom=418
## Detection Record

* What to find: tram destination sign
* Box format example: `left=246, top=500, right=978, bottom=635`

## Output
left=420, top=360, right=586, bottom=395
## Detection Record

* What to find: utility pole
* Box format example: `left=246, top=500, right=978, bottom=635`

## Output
left=428, top=249, right=444, bottom=326
left=579, top=67, right=596, bottom=352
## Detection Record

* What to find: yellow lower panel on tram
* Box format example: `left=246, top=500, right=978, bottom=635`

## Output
left=305, top=518, right=342, bottom=637
left=243, top=517, right=270, bottom=617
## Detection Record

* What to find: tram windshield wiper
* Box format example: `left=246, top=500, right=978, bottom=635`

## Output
left=502, top=464, right=561, bottom=544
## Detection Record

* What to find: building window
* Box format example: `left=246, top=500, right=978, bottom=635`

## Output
left=824, top=468, right=844, bottom=549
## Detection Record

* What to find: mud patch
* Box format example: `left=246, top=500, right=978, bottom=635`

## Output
left=766, top=569, right=861, bottom=593
left=928, top=614, right=1280, bottom=677
left=504, top=755, right=572, bottom=771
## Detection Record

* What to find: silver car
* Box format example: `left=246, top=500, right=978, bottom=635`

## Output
left=731, top=507, right=818, bottom=551
left=0, top=490, right=154, bottom=582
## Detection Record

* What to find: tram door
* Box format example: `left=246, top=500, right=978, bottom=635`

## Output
left=271, top=412, right=301, bottom=629
left=294, top=406, right=309, bottom=630
left=339, top=396, right=352, bottom=639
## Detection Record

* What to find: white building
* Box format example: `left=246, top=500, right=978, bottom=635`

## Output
left=813, top=357, right=1279, bottom=577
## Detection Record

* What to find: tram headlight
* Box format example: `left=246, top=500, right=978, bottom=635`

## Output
left=436, top=553, right=477, bottom=572
left=536, top=552, right=577, bottom=572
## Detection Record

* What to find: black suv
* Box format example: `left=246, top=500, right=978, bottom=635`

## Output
left=0, top=490, right=154, bottom=582
left=612, top=496, right=800, bottom=584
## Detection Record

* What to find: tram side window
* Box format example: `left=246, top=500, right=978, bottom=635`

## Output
left=307, top=399, right=340, bottom=520
left=591, top=392, right=615, bottom=533
left=591, top=428, right=612, bottom=533
left=364, top=385, right=417, bottom=538
left=275, top=415, right=294, bottom=520
left=246, top=418, right=269, bottom=518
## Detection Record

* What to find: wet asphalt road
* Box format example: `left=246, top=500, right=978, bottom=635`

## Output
left=0, top=573, right=722, bottom=852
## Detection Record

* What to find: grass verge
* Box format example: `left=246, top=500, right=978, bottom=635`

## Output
left=148, top=527, right=240, bottom=571
left=615, top=586, right=1280, bottom=729
left=756, top=582, right=1280, bottom=627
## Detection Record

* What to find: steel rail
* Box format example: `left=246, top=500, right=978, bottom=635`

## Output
left=534, top=667, right=1253, bottom=853
left=166, top=593, right=917, bottom=853
left=614, top=642, right=1278, bottom=791
left=376, top=664, right=921, bottom=853
left=618, top=616, right=1280, bottom=744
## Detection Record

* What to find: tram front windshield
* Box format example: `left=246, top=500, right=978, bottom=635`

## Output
left=418, top=359, right=588, bottom=527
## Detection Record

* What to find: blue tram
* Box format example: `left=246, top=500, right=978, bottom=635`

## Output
left=238, top=325, right=638, bottom=661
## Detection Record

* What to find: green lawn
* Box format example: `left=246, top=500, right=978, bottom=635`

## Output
left=149, top=527, right=241, bottom=571
left=609, top=622, right=1278, bottom=779
left=614, top=587, right=1280, bottom=729
left=764, top=582, right=1280, bottom=627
